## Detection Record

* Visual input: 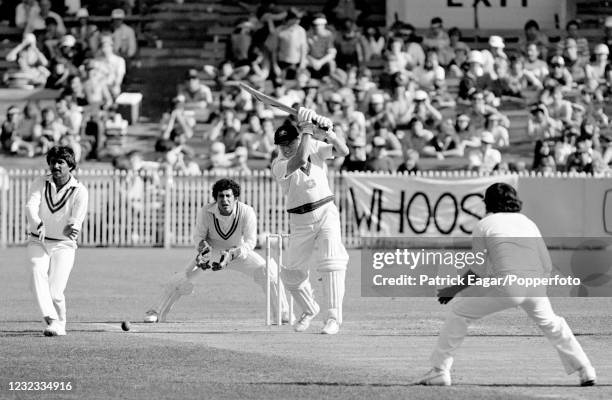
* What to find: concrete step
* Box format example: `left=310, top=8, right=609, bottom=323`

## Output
left=148, top=11, right=222, bottom=22
left=139, top=43, right=225, bottom=57
left=137, top=57, right=221, bottom=68
left=139, top=47, right=208, bottom=57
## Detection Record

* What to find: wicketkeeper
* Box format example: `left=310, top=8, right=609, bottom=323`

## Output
left=143, top=178, right=290, bottom=323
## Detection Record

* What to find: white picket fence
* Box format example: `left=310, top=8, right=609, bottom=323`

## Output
left=0, top=168, right=608, bottom=248
left=0, top=168, right=359, bottom=248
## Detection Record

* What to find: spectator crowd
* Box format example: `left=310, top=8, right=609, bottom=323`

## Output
left=1, top=1, right=137, bottom=162
left=2, top=0, right=612, bottom=176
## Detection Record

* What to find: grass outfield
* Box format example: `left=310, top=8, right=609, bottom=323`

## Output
left=1, top=248, right=611, bottom=400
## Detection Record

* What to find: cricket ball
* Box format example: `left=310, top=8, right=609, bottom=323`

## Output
left=121, top=320, right=131, bottom=331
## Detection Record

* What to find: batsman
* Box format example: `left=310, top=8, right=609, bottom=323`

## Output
left=271, top=107, right=350, bottom=334
left=143, top=178, right=290, bottom=323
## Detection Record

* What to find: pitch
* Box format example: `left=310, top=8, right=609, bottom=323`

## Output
left=1, top=248, right=611, bottom=400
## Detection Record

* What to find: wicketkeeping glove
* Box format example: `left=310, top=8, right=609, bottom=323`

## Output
left=195, top=240, right=212, bottom=270
left=211, top=250, right=231, bottom=271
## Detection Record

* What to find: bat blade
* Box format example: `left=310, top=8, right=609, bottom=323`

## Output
left=239, top=82, right=297, bottom=116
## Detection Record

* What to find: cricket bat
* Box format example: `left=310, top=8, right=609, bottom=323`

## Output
left=238, top=82, right=333, bottom=130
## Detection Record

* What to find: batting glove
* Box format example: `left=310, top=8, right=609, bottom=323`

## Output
left=312, top=114, right=333, bottom=130
left=324, top=128, right=337, bottom=141
left=297, top=107, right=316, bottom=124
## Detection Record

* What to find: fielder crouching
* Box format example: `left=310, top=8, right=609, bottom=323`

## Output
left=143, top=178, right=290, bottom=323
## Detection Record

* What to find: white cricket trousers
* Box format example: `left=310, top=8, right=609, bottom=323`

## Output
left=431, top=285, right=593, bottom=374
left=27, top=239, right=77, bottom=328
left=151, top=249, right=289, bottom=318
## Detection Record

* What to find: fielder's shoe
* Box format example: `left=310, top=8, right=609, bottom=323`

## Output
left=416, top=368, right=451, bottom=386
left=578, top=366, right=597, bottom=386
left=43, top=321, right=66, bottom=337
left=144, top=310, right=159, bottom=323
left=294, top=305, right=320, bottom=333
left=321, top=318, right=340, bottom=335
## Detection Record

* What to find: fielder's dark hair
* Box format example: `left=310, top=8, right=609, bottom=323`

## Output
left=484, top=183, right=522, bottom=213
left=46, top=145, right=76, bottom=170
left=212, top=178, right=241, bottom=199
left=524, top=19, right=540, bottom=31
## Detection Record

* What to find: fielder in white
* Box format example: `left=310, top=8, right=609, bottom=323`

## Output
left=25, top=145, right=89, bottom=337
left=271, top=108, right=350, bottom=334
left=143, top=178, right=289, bottom=323
left=418, top=183, right=596, bottom=386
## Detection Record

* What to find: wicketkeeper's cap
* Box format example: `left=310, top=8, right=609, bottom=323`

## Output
left=274, top=122, right=299, bottom=145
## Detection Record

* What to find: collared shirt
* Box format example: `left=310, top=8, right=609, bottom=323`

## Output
left=26, top=174, right=89, bottom=243
left=192, top=201, right=257, bottom=259
left=112, top=23, right=137, bottom=58
left=271, top=140, right=334, bottom=210
left=276, top=23, right=307, bottom=64
left=471, top=213, right=552, bottom=278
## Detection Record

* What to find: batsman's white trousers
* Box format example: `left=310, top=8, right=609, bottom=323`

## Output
left=430, top=284, right=593, bottom=374
left=282, top=202, right=349, bottom=322
left=27, top=239, right=77, bottom=328
left=285, top=202, right=349, bottom=271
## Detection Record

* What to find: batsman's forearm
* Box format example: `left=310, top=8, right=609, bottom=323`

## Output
left=329, top=134, right=349, bottom=157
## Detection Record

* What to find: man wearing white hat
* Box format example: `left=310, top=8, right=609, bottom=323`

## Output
left=71, top=8, right=100, bottom=56
left=458, top=50, right=493, bottom=101
left=111, top=8, right=137, bottom=59
left=467, top=131, right=501, bottom=172
left=481, top=35, right=507, bottom=79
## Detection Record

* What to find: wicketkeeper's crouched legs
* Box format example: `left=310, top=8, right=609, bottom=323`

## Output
left=149, top=260, right=200, bottom=322
left=235, top=251, right=289, bottom=318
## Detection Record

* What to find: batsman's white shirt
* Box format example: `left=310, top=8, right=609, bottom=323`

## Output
left=193, top=201, right=256, bottom=260
left=271, top=140, right=334, bottom=211
left=26, top=175, right=89, bottom=244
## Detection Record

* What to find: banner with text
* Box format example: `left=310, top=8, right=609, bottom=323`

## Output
left=386, top=0, right=567, bottom=30
left=346, top=174, right=518, bottom=238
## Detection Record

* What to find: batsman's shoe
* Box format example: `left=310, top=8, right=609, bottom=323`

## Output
left=294, top=305, right=320, bottom=333
left=43, top=321, right=66, bottom=337
left=416, top=368, right=451, bottom=386
left=144, top=310, right=159, bottom=323
left=578, top=366, right=597, bottom=386
left=321, top=318, right=340, bottom=335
